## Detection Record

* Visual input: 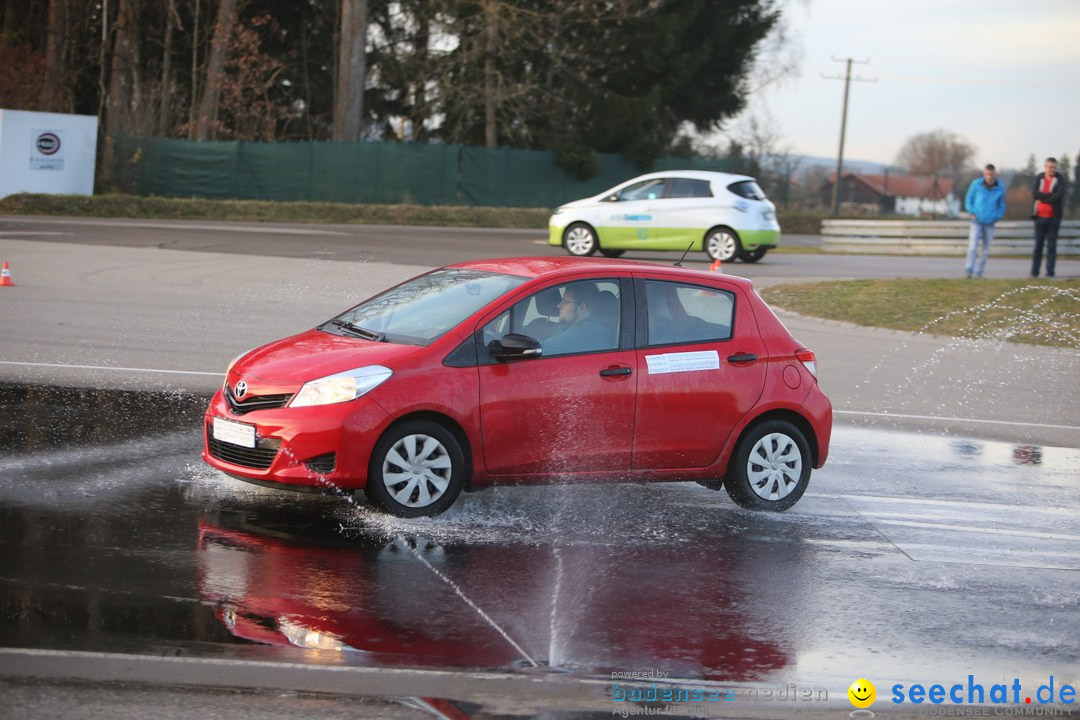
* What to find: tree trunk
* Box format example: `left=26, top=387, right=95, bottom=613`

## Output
left=194, top=0, right=239, bottom=141
left=187, top=0, right=199, bottom=139
left=483, top=0, right=497, bottom=148
left=332, top=0, right=367, bottom=141
left=1, top=0, right=22, bottom=47
left=102, top=0, right=137, bottom=183
left=158, top=0, right=177, bottom=136
left=43, top=0, right=68, bottom=112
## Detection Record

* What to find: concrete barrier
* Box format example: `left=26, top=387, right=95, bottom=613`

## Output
left=821, top=219, right=1080, bottom=255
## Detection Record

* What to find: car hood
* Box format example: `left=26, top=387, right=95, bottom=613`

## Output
left=234, top=328, right=424, bottom=383
left=556, top=196, right=603, bottom=212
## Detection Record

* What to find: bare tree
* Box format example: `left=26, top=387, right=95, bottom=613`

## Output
left=42, top=0, right=69, bottom=111
left=895, top=128, right=976, bottom=181
left=194, top=0, right=240, bottom=141
left=333, top=0, right=367, bottom=141
left=159, top=0, right=181, bottom=136
left=102, top=0, right=138, bottom=180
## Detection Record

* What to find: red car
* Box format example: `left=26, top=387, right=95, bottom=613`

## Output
left=202, top=257, right=831, bottom=516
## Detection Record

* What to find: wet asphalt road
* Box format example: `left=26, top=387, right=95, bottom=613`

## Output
left=0, top=218, right=1078, bottom=717
left=1, top=383, right=1078, bottom=717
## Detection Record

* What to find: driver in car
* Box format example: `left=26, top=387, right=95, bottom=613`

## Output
left=543, top=283, right=618, bottom=356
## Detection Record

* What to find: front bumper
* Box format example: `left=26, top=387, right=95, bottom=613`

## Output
left=201, top=389, right=393, bottom=491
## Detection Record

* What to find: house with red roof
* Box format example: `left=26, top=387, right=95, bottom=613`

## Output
left=823, top=172, right=959, bottom=217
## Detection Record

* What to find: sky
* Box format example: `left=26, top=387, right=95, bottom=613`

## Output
left=731, top=0, right=1080, bottom=171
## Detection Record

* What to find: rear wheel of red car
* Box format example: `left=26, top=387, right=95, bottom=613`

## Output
left=364, top=420, right=466, bottom=517
left=724, top=420, right=810, bottom=512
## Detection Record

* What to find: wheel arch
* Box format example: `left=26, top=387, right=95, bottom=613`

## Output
left=726, top=408, right=820, bottom=475
left=562, top=220, right=599, bottom=245
left=704, top=224, right=741, bottom=243
left=378, top=410, right=475, bottom=484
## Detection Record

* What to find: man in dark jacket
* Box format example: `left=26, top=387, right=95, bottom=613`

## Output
left=1031, top=157, right=1067, bottom=278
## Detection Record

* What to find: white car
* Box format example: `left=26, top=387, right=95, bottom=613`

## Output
left=548, top=170, right=780, bottom=263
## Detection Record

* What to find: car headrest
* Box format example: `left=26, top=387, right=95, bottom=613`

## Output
left=535, top=287, right=563, bottom=317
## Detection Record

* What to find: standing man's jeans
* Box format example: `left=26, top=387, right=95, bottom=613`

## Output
left=965, top=222, right=995, bottom=277
left=1031, top=216, right=1061, bottom=277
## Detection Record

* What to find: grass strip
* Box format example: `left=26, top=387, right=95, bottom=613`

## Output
left=760, top=278, right=1079, bottom=348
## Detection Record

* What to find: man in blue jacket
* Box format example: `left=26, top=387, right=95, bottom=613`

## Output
left=964, top=164, right=1007, bottom=278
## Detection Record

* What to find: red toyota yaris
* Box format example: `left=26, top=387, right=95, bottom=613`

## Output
left=202, top=257, right=831, bottom=517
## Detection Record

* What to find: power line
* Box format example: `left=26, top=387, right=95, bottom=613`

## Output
left=822, top=57, right=877, bottom=216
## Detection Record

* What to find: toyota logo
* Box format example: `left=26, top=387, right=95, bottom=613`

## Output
left=235, top=380, right=248, bottom=399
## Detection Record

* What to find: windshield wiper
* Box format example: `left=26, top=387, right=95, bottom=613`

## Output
left=329, top=319, right=385, bottom=341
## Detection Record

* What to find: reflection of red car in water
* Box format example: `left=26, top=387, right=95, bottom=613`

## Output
left=196, top=510, right=793, bottom=680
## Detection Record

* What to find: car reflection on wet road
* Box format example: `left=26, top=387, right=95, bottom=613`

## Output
left=1, top=383, right=1078, bottom=714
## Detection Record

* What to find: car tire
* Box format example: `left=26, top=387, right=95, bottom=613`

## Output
left=705, top=227, right=742, bottom=263
left=724, top=419, right=811, bottom=512
left=599, top=248, right=625, bottom=258
left=363, top=420, right=466, bottom=517
left=738, top=247, right=768, bottom=263
left=564, top=223, right=598, bottom=256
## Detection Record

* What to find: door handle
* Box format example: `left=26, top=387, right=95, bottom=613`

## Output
left=599, top=367, right=633, bottom=377
left=727, top=353, right=758, bottom=363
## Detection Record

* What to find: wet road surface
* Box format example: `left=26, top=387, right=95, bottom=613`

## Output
left=1, top=383, right=1077, bottom=717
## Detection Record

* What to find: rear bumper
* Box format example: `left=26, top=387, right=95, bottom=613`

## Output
left=802, top=384, right=832, bottom=468
left=740, top=228, right=781, bottom=251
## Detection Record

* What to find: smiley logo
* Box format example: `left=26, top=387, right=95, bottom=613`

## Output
left=848, top=678, right=876, bottom=708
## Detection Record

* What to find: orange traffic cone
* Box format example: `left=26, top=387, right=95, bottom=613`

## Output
left=708, top=258, right=722, bottom=273
left=0, top=261, right=13, bottom=287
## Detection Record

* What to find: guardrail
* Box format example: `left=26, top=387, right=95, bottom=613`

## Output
left=821, top=219, right=1080, bottom=255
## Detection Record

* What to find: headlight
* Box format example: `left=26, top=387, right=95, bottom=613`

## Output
left=278, top=617, right=348, bottom=651
left=551, top=206, right=566, bottom=216
left=290, top=365, right=392, bottom=408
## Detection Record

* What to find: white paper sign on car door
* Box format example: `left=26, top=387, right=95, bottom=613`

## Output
left=645, top=350, right=720, bottom=375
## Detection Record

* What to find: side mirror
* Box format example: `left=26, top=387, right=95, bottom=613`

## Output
left=487, top=333, right=543, bottom=362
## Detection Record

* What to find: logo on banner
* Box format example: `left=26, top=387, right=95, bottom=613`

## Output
left=31, top=129, right=65, bottom=170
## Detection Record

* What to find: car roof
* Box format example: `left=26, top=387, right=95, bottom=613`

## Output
left=447, top=256, right=755, bottom=290
left=615, top=169, right=757, bottom=185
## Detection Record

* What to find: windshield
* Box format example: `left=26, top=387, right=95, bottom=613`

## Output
left=324, top=268, right=527, bottom=346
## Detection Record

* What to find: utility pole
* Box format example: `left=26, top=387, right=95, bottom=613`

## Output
left=822, top=57, right=876, bottom=216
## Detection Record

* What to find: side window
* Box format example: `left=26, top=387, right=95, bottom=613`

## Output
left=645, top=280, right=733, bottom=347
left=479, top=280, right=621, bottom=360
left=666, top=178, right=713, bottom=198
left=618, top=179, right=667, bottom=202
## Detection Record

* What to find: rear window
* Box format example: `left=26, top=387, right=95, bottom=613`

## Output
left=645, top=280, right=734, bottom=347
left=727, top=180, right=767, bottom=200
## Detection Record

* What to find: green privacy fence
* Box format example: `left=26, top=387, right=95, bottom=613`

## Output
left=113, top=136, right=733, bottom=209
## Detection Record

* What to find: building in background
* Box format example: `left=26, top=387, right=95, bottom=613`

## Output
left=823, top=172, right=958, bottom=217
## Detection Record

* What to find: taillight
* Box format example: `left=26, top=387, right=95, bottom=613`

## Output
left=795, top=349, right=817, bottom=379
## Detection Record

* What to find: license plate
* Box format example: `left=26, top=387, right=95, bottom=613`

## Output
left=213, top=417, right=256, bottom=448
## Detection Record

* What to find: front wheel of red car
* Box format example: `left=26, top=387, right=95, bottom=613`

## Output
left=724, top=420, right=810, bottom=512
left=364, top=420, right=466, bottom=517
